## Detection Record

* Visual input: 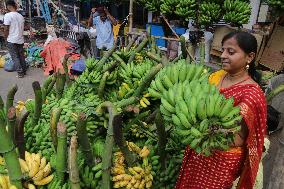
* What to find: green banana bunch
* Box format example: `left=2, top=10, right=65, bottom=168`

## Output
left=160, top=0, right=179, bottom=15
left=47, top=176, right=71, bottom=189
left=139, top=0, right=161, bottom=12
left=223, top=0, right=251, bottom=25
left=199, top=2, right=221, bottom=26
left=79, top=164, right=102, bottom=189
left=175, top=0, right=196, bottom=20
left=148, top=59, right=209, bottom=99
left=267, top=0, right=284, bottom=10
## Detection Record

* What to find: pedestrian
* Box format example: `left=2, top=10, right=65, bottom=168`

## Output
left=3, top=0, right=27, bottom=78
left=88, top=6, right=117, bottom=58
left=175, top=31, right=267, bottom=189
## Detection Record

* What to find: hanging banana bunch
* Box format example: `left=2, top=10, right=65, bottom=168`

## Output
left=160, top=0, right=179, bottom=15
left=175, top=0, right=196, bottom=20
left=199, top=2, right=222, bottom=26
left=223, top=0, right=251, bottom=25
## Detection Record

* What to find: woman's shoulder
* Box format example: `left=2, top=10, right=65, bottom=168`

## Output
left=208, top=69, right=227, bottom=86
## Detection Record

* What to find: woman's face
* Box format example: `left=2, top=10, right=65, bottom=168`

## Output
left=221, top=37, right=252, bottom=74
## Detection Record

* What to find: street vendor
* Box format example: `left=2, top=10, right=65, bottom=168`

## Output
left=175, top=31, right=267, bottom=189
left=88, top=6, right=117, bottom=57
left=3, top=0, right=26, bottom=78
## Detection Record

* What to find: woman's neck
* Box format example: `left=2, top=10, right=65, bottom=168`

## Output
left=226, top=70, right=249, bottom=82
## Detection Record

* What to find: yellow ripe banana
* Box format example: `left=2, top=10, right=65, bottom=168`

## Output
left=19, top=158, right=29, bottom=173
left=9, top=185, right=17, bottom=189
left=27, top=183, right=36, bottom=189
left=146, top=180, right=153, bottom=188
left=42, top=163, right=52, bottom=178
left=0, top=175, right=8, bottom=189
left=39, top=157, right=47, bottom=170
left=33, top=174, right=54, bottom=186
left=139, top=180, right=146, bottom=189
left=29, top=155, right=40, bottom=178
left=32, top=169, right=44, bottom=181
left=112, top=174, right=129, bottom=181
left=139, top=99, right=148, bottom=108
left=0, top=156, right=5, bottom=166
left=122, top=83, right=131, bottom=91
left=139, top=147, right=150, bottom=158
left=143, top=93, right=150, bottom=98
left=25, top=151, right=32, bottom=169
left=142, top=97, right=150, bottom=106
left=34, top=153, right=41, bottom=166
left=111, top=167, right=125, bottom=175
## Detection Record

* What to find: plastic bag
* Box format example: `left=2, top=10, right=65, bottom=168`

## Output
left=4, top=59, right=16, bottom=72
left=0, top=56, right=5, bottom=68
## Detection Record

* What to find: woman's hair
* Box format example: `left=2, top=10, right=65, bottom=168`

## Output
left=6, top=1, right=17, bottom=8
left=221, top=31, right=262, bottom=84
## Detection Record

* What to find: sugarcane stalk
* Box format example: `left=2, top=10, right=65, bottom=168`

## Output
left=97, top=44, right=117, bottom=70
left=69, top=135, right=81, bottom=189
left=16, top=111, right=29, bottom=159
left=7, top=107, right=16, bottom=144
left=155, top=110, right=167, bottom=170
left=31, top=81, right=42, bottom=128
left=180, top=36, right=187, bottom=59
left=76, top=113, right=94, bottom=166
left=128, top=37, right=149, bottom=64
left=126, top=35, right=138, bottom=52
left=133, top=63, right=163, bottom=97
left=145, top=52, right=162, bottom=63
left=0, top=109, right=22, bottom=189
left=98, top=72, right=110, bottom=99
left=113, top=114, right=137, bottom=166
left=56, top=122, right=67, bottom=183
left=6, top=85, right=18, bottom=114
left=62, top=55, right=72, bottom=87
left=266, top=84, right=284, bottom=103
left=56, top=73, right=66, bottom=100
left=50, top=108, right=62, bottom=151
left=99, top=102, right=118, bottom=189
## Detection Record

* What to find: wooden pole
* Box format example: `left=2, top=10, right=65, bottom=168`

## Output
left=128, top=0, right=133, bottom=33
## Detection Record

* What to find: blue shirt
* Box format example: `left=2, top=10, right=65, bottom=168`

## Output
left=93, top=16, right=114, bottom=50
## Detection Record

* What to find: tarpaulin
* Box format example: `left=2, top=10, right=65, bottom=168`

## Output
left=40, top=38, right=80, bottom=75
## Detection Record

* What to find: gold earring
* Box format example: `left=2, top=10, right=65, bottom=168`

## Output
left=246, top=64, right=250, bottom=69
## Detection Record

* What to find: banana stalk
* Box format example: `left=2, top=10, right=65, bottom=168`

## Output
left=112, top=53, right=127, bottom=69
left=98, top=102, right=117, bottom=189
left=150, top=36, right=157, bottom=54
left=31, top=81, right=43, bottom=128
left=76, top=113, right=94, bottom=166
left=113, top=114, right=137, bottom=167
left=0, top=108, right=22, bottom=189
left=115, top=97, right=137, bottom=109
left=42, top=76, right=53, bottom=100
left=98, top=72, right=109, bottom=99
left=128, top=37, right=149, bottom=64
left=69, top=135, right=81, bottom=189
left=44, top=74, right=57, bottom=101
left=16, top=111, right=29, bottom=159
left=102, top=61, right=119, bottom=73
left=145, top=52, right=162, bottom=63
left=180, top=36, right=187, bottom=59
left=50, top=108, right=62, bottom=151
left=155, top=110, right=167, bottom=170
left=56, top=73, right=66, bottom=100
left=266, top=84, right=284, bottom=103
left=56, top=122, right=67, bottom=183
left=62, top=55, right=72, bottom=87
left=171, top=54, right=182, bottom=64
left=6, top=85, right=18, bottom=114
left=97, top=44, right=117, bottom=70
left=0, top=95, right=4, bottom=111
left=125, top=35, right=138, bottom=52
left=7, top=107, right=16, bottom=144
left=133, top=63, right=163, bottom=97
left=199, top=38, right=205, bottom=64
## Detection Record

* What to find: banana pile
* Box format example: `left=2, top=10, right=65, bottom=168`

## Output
left=160, top=0, right=179, bottom=15
left=223, top=0, right=251, bottom=25
left=0, top=175, right=18, bottom=189
left=199, top=2, right=221, bottom=26
left=22, top=152, right=54, bottom=186
left=79, top=164, right=102, bottom=189
left=267, top=0, right=284, bottom=10
left=111, top=143, right=153, bottom=189
left=148, top=60, right=208, bottom=99
left=47, top=176, right=70, bottom=189
left=175, top=0, right=196, bottom=20
left=160, top=80, right=242, bottom=156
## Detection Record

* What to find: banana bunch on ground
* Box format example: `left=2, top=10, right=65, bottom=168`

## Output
left=47, top=176, right=71, bottom=189
left=223, top=0, right=251, bottom=25
left=135, top=53, right=144, bottom=63
left=79, top=164, right=102, bottom=189
left=139, top=93, right=151, bottom=109
left=160, top=80, right=242, bottom=156
left=118, top=83, right=134, bottom=100
left=160, top=0, right=179, bottom=15
left=92, top=138, right=105, bottom=158
left=148, top=59, right=209, bottom=99
left=129, top=123, right=151, bottom=139
left=175, top=0, right=196, bottom=20
left=0, top=175, right=19, bottom=189
left=132, top=59, right=155, bottom=81
left=267, top=0, right=284, bottom=10
left=199, top=2, right=221, bottom=26
left=21, top=151, right=54, bottom=186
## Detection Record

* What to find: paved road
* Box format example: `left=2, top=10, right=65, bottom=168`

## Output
left=0, top=67, right=46, bottom=104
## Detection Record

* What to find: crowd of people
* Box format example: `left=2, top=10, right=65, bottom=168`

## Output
left=1, top=1, right=270, bottom=188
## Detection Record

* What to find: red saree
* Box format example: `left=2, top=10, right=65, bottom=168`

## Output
left=175, top=84, right=267, bottom=189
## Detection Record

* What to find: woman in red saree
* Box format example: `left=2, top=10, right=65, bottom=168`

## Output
left=175, top=32, right=267, bottom=189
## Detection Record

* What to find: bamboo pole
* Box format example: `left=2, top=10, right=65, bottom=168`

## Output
left=69, top=135, right=81, bottom=189
left=76, top=113, right=94, bottom=167
left=31, top=81, right=43, bottom=128
left=56, top=122, right=67, bottom=183
left=0, top=108, right=22, bottom=189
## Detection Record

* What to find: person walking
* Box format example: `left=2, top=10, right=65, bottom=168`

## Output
left=3, top=0, right=26, bottom=78
left=175, top=31, right=267, bottom=189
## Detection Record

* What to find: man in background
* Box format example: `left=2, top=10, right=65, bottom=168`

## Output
left=88, top=6, right=117, bottom=58
left=4, top=0, right=26, bottom=78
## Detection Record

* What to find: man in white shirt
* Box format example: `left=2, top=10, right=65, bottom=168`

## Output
left=4, top=0, right=26, bottom=78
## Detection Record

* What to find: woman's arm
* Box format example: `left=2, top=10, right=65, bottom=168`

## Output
left=104, top=7, right=117, bottom=26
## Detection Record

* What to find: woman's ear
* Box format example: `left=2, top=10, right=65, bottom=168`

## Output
left=247, top=52, right=256, bottom=64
